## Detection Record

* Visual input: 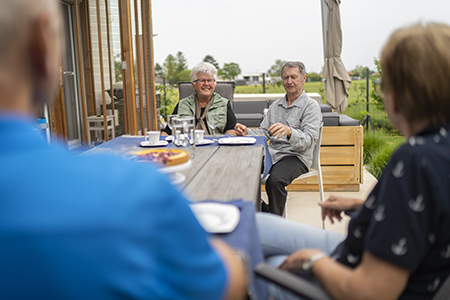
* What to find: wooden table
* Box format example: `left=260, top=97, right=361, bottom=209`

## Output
left=83, top=136, right=266, bottom=209
left=181, top=146, right=263, bottom=207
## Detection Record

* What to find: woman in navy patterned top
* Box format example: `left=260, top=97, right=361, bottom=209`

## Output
left=256, top=22, right=450, bottom=300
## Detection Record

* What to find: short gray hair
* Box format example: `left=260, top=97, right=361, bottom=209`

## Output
left=190, top=62, right=218, bottom=83
left=281, top=61, right=306, bottom=77
left=0, top=0, right=59, bottom=60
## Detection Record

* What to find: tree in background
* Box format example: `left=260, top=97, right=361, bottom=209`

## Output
left=163, top=54, right=177, bottom=84
left=175, top=51, right=188, bottom=74
left=154, top=63, right=163, bottom=78
left=218, top=62, right=241, bottom=80
left=163, top=52, right=190, bottom=85
left=202, top=55, right=220, bottom=70
left=370, top=57, right=383, bottom=111
left=350, top=65, right=373, bottom=79
left=268, top=59, right=287, bottom=76
left=306, top=72, right=322, bottom=82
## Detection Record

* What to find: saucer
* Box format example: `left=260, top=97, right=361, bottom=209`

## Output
left=164, top=136, right=175, bottom=142
left=140, top=140, right=168, bottom=147
left=193, top=139, right=215, bottom=146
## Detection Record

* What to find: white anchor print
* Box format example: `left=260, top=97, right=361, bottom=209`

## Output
left=409, top=137, right=416, bottom=147
left=374, top=204, right=386, bottom=222
left=391, top=238, right=408, bottom=255
left=409, top=194, right=425, bottom=212
left=441, top=245, right=450, bottom=258
left=365, top=195, right=376, bottom=209
left=331, top=253, right=341, bottom=260
left=428, top=278, right=440, bottom=292
left=392, top=161, right=405, bottom=178
left=434, top=134, right=441, bottom=143
left=416, top=137, right=426, bottom=145
left=347, top=253, right=360, bottom=264
left=440, top=127, right=448, bottom=138
left=353, top=226, right=363, bottom=239
left=428, top=232, right=436, bottom=244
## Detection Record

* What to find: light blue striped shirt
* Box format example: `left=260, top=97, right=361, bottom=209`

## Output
left=248, top=90, right=322, bottom=169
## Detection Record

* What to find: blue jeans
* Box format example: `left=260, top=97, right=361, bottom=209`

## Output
left=255, top=213, right=345, bottom=300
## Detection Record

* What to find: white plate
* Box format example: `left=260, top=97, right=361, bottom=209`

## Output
left=218, top=137, right=257, bottom=145
left=140, top=140, right=168, bottom=147
left=157, top=159, right=191, bottom=174
left=193, top=139, right=215, bottom=146
left=189, top=202, right=240, bottom=233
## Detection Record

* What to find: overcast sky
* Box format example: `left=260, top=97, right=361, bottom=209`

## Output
left=151, top=0, right=450, bottom=75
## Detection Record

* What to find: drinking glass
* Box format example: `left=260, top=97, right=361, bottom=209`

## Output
left=207, top=112, right=220, bottom=140
left=173, top=116, right=195, bottom=158
left=167, top=114, right=179, bottom=139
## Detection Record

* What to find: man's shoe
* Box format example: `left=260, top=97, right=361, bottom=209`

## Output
left=261, top=201, right=271, bottom=213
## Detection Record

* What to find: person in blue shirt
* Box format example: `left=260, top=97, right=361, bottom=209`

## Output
left=256, top=22, right=450, bottom=300
left=0, top=0, right=246, bottom=299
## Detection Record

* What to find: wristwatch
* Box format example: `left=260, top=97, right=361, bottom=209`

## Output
left=302, top=252, right=328, bottom=273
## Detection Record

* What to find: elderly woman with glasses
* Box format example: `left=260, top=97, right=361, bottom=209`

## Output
left=161, top=62, right=236, bottom=136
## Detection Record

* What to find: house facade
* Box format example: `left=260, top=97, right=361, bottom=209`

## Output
left=43, top=0, right=158, bottom=149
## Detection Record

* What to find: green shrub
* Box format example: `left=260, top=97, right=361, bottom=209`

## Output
left=158, top=86, right=179, bottom=119
left=364, top=132, right=406, bottom=179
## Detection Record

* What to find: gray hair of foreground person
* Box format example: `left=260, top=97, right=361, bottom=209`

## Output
left=190, top=62, right=218, bottom=83
left=0, top=0, right=60, bottom=60
left=0, top=0, right=61, bottom=109
left=281, top=61, right=306, bottom=77
left=381, top=22, right=450, bottom=128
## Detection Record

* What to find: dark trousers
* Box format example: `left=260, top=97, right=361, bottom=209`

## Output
left=265, top=156, right=308, bottom=216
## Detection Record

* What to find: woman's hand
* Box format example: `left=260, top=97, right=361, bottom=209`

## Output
left=279, top=249, right=325, bottom=271
left=319, top=195, right=364, bottom=224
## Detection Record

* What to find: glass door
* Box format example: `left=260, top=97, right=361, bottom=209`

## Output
left=60, top=2, right=82, bottom=150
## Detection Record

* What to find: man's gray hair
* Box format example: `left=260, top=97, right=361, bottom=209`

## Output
left=0, top=0, right=59, bottom=59
left=190, top=62, right=218, bottom=83
left=281, top=61, right=307, bottom=77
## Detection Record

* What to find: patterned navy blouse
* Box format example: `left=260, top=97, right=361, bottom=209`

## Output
left=332, top=124, right=450, bottom=299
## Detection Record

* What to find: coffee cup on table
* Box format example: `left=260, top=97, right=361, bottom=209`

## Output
left=145, top=131, right=160, bottom=145
left=194, top=129, right=204, bottom=143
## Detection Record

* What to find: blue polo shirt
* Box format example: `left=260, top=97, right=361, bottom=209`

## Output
left=0, top=114, right=227, bottom=299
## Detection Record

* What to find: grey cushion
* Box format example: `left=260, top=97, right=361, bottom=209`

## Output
left=177, top=81, right=236, bottom=109
left=339, top=114, right=360, bottom=126
left=320, top=103, right=332, bottom=113
left=234, top=101, right=267, bottom=114
left=322, top=112, right=339, bottom=126
left=235, top=113, right=263, bottom=127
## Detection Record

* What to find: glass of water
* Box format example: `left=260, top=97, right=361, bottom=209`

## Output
left=167, top=114, right=179, bottom=139
left=173, top=116, right=195, bottom=159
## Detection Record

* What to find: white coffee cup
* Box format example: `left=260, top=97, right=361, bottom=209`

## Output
left=145, top=131, right=160, bottom=145
left=194, top=129, right=204, bottom=143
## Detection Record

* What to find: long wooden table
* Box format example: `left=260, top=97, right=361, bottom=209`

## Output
left=83, top=136, right=265, bottom=209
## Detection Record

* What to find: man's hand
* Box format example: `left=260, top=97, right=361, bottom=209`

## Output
left=268, top=123, right=292, bottom=139
left=234, top=123, right=248, bottom=136
left=319, top=195, right=364, bottom=224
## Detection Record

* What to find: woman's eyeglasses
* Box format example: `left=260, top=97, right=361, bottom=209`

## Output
left=194, top=79, right=215, bottom=85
